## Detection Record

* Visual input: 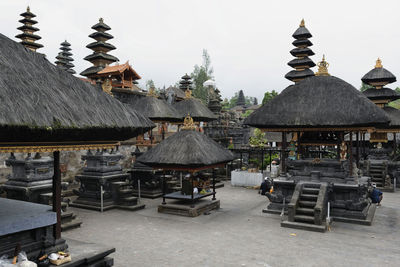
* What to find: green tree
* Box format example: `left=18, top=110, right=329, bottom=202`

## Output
left=249, top=128, right=267, bottom=147
left=360, top=82, right=372, bottom=92
left=241, top=110, right=254, bottom=118
left=146, top=79, right=155, bottom=90
left=191, top=49, right=214, bottom=103
left=388, top=87, right=400, bottom=109
left=262, top=90, right=278, bottom=105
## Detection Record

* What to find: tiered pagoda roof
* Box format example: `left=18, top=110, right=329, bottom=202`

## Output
left=179, top=73, right=193, bottom=91
left=285, top=19, right=315, bottom=83
left=55, top=40, right=75, bottom=74
left=173, top=89, right=217, bottom=122
left=15, top=7, right=43, bottom=52
left=80, top=18, right=118, bottom=78
left=362, top=58, right=399, bottom=106
left=236, top=90, right=246, bottom=106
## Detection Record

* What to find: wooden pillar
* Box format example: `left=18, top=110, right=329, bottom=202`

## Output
left=393, top=132, right=397, bottom=152
left=281, top=132, right=287, bottom=175
left=52, top=151, right=61, bottom=240
left=212, top=168, right=216, bottom=200
left=362, top=133, right=366, bottom=158
left=297, top=131, right=301, bottom=159
left=356, top=131, right=360, bottom=167
left=162, top=171, right=166, bottom=205
left=349, top=131, right=353, bottom=177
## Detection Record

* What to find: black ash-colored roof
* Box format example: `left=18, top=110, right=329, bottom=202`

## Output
left=173, top=98, right=217, bottom=122
left=383, top=106, right=400, bottom=128
left=363, top=88, right=400, bottom=101
left=0, top=33, right=154, bottom=142
left=91, top=21, right=111, bottom=31
left=136, top=129, right=234, bottom=170
left=292, top=26, right=312, bottom=39
left=290, top=47, right=315, bottom=57
left=89, top=31, right=113, bottom=41
left=244, top=76, right=390, bottom=129
left=80, top=65, right=105, bottom=77
left=292, top=39, right=313, bottom=47
left=284, top=69, right=314, bottom=81
left=86, top=41, right=116, bottom=51
left=166, top=86, right=185, bottom=99
left=124, top=95, right=182, bottom=122
left=361, top=67, right=396, bottom=85
left=288, top=57, right=315, bottom=68
left=84, top=52, right=118, bottom=62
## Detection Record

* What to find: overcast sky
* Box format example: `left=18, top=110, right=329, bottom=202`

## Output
left=1, top=0, right=399, bottom=102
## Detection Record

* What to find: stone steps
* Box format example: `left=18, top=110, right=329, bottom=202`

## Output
left=302, top=188, right=319, bottom=194
left=300, top=194, right=318, bottom=201
left=281, top=221, right=326, bottom=233
left=296, top=207, right=314, bottom=216
left=298, top=200, right=317, bottom=208
left=294, top=214, right=314, bottom=223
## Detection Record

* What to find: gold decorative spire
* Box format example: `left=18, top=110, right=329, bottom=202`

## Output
left=27, top=6, right=30, bottom=12
left=375, top=58, right=383, bottom=68
left=184, top=88, right=192, bottom=99
left=147, top=87, right=157, bottom=97
left=181, top=114, right=196, bottom=130
left=300, top=19, right=305, bottom=27
left=99, top=17, right=104, bottom=23
left=315, top=55, right=330, bottom=76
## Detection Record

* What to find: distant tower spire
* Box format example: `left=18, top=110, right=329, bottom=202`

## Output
left=236, top=90, right=246, bottom=106
left=16, top=6, right=43, bottom=51
left=179, top=74, right=193, bottom=91
left=80, top=18, right=118, bottom=79
left=55, top=40, right=76, bottom=74
left=285, top=19, right=315, bottom=83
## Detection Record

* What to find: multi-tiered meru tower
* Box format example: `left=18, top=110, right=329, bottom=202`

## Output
left=285, top=19, right=315, bottom=83
left=15, top=6, right=43, bottom=52
left=80, top=18, right=118, bottom=79
left=55, top=41, right=76, bottom=74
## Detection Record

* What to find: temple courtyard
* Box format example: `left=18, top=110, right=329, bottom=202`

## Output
left=63, top=183, right=400, bottom=267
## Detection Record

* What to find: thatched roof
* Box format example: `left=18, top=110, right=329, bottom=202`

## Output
left=244, top=76, right=390, bottom=130
left=0, top=33, right=154, bottom=143
left=361, top=67, right=396, bottom=85
left=124, top=95, right=182, bottom=122
left=363, top=88, right=400, bottom=101
left=166, top=86, right=185, bottom=100
left=136, top=129, right=234, bottom=170
left=173, top=98, right=217, bottom=122
left=383, top=106, right=400, bottom=128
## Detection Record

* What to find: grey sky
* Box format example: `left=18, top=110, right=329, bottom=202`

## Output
left=1, top=0, right=399, bottom=102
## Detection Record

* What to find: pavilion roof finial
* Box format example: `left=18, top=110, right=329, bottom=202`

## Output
left=375, top=58, right=383, bottom=68
left=184, top=87, right=192, bottom=99
left=315, top=55, right=330, bottom=76
left=99, top=17, right=104, bottom=23
left=300, top=18, right=305, bottom=27
left=27, top=6, right=30, bottom=12
left=181, top=114, right=196, bottom=130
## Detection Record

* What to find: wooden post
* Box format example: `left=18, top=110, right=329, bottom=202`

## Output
left=261, top=148, right=264, bottom=174
left=349, top=131, right=353, bottom=177
left=52, top=151, right=61, bottom=240
left=162, top=171, right=166, bottom=205
left=297, top=131, right=301, bottom=159
left=356, top=131, right=360, bottom=167
left=281, top=132, right=287, bottom=175
left=362, top=133, right=365, bottom=158
left=212, top=168, right=216, bottom=200
left=393, top=132, right=397, bottom=152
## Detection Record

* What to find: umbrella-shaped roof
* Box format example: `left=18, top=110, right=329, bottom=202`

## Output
left=137, top=116, right=234, bottom=171
left=0, top=33, right=154, bottom=145
left=172, top=90, right=217, bottom=122
left=125, top=89, right=182, bottom=122
left=244, top=75, right=390, bottom=131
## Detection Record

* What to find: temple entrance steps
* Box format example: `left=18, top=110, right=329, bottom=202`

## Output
left=111, top=181, right=139, bottom=206
left=365, top=160, right=388, bottom=188
left=281, top=182, right=329, bottom=232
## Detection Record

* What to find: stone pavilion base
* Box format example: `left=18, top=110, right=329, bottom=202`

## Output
left=158, top=199, right=220, bottom=217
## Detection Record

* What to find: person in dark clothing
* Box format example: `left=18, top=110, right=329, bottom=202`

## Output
left=259, top=178, right=271, bottom=195
left=370, top=183, right=383, bottom=206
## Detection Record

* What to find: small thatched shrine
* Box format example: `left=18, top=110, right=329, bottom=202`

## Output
left=137, top=115, right=234, bottom=217
left=244, top=21, right=390, bottom=232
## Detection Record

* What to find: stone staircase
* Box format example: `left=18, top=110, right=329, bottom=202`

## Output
left=281, top=182, right=329, bottom=232
left=365, top=160, right=388, bottom=189
left=111, top=181, right=144, bottom=210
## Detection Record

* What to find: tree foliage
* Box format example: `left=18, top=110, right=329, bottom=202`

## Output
left=388, top=87, right=400, bottom=109
left=146, top=79, right=155, bottom=90
left=360, top=82, right=372, bottom=92
left=249, top=128, right=267, bottom=147
left=262, top=90, right=278, bottom=105
left=191, top=49, right=214, bottom=103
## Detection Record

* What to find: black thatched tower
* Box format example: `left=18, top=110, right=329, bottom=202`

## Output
left=285, top=19, right=315, bottom=83
left=80, top=18, right=118, bottom=79
left=236, top=90, right=246, bottom=106
left=179, top=73, right=193, bottom=91
left=15, top=6, right=43, bottom=52
left=55, top=40, right=75, bottom=74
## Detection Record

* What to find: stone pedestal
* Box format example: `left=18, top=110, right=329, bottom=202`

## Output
left=2, top=153, right=53, bottom=202
left=71, top=150, right=144, bottom=211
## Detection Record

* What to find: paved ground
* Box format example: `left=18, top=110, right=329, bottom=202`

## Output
left=64, top=183, right=400, bottom=267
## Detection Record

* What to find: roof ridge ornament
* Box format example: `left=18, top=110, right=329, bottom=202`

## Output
left=375, top=58, right=383, bottom=68
left=181, top=114, right=196, bottom=130
left=315, top=55, right=330, bottom=76
left=99, top=18, right=104, bottom=23
left=184, top=87, right=192, bottom=99
left=147, top=87, right=157, bottom=97
left=27, top=6, right=30, bottom=12
left=300, top=18, right=305, bottom=27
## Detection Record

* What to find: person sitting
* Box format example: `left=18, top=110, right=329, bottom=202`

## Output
left=259, top=177, right=271, bottom=195
left=370, top=183, right=383, bottom=206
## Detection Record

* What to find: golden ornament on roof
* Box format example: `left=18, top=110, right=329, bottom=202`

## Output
left=315, top=55, right=330, bottom=76
left=181, top=114, right=196, bottom=130
left=102, top=79, right=113, bottom=96
left=147, top=87, right=157, bottom=97
left=375, top=58, right=383, bottom=68
left=184, top=88, right=192, bottom=99
left=300, top=19, right=305, bottom=27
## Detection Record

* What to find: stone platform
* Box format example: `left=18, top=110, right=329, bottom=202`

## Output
left=158, top=199, right=220, bottom=217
